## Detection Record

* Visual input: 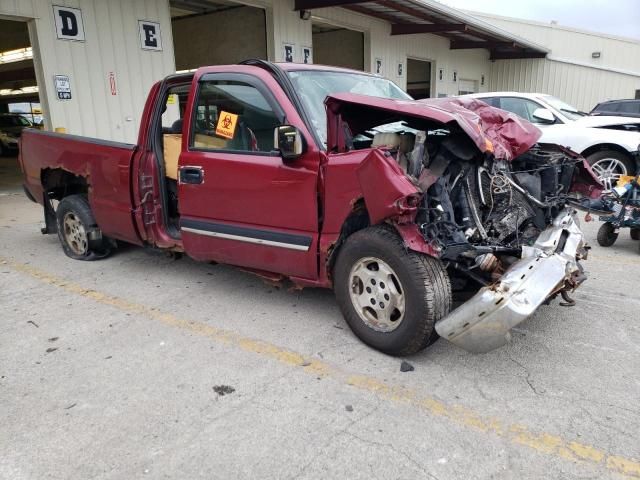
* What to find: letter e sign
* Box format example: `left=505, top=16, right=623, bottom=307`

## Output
left=139, top=21, right=162, bottom=51
left=53, top=6, right=85, bottom=42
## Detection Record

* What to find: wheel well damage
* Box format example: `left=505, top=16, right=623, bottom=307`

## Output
left=40, top=168, right=90, bottom=235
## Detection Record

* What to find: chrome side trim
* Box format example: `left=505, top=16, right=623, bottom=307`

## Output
left=181, top=227, right=310, bottom=251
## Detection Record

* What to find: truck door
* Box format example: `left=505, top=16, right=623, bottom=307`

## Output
left=177, top=73, right=320, bottom=280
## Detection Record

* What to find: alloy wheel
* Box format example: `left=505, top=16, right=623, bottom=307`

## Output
left=591, top=158, right=628, bottom=191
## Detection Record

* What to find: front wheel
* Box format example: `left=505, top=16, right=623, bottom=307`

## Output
left=631, top=229, right=640, bottom=241
left=333, top=225, right=451, bottom=356
left=597, top=222, right=618, bottom=247
left=55, top=194, right=111, bottom=260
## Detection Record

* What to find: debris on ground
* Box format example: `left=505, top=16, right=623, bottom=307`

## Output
left=400, top=361, right=415, bottom=372
left=212, top=385, right=235, bottom=396
left=345, top=405, right=354, bottom=412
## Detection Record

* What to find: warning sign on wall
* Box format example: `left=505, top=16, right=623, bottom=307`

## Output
left=109, top=72, right=117, bottom=96
left=215, top=111, right=238, bottom=140
left=54, top=74, right=71, bottom=100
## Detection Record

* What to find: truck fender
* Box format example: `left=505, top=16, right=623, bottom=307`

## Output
left=393, top=223, right=441, bottom=257
left=355, top=149, right=421, bottom=224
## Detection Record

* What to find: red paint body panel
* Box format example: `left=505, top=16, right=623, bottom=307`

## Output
left=19, top=63, right=597, bottom=291
left=176, top=65, right=322, bottom=280
left=355, top=149, right=420, bottom=224
left=19, top=130, right=141, bottom=245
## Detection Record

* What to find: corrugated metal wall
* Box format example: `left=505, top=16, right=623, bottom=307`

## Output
left=489, top=58, right=640, bottom=112
left=0, top=0, right=176, bottom=143
left=473, top=12, right=640, bottom=75
left=476, top=12, right=640, bottom=111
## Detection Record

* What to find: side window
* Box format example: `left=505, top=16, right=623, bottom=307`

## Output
left=498, top=97, right=551, bottom=124
left=481, top=97, right=500, bottom=108
left=161, top=85, right=189, bottom=134
left=498, top=97, right=533, bottom=121
left=603, top=102, right=621, bottom=113
left=619, top=102, right=638, bottom=114
left=191, top=80, right=281, bottom=153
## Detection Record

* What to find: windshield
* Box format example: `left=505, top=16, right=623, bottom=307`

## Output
left=0, top=115, right=31, bottom=127
left=541, top=95, right=586, bottom=121
left=287, top=70, right=412, bottom=145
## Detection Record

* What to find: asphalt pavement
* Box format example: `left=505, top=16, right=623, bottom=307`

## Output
left=1, top=154, right=639, bottom=480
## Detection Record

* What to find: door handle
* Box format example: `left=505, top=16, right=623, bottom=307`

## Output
left=179, top=166, right=204, bottom=184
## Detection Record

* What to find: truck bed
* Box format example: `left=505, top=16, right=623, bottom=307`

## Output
left=19, top=129, right=141, bottom=244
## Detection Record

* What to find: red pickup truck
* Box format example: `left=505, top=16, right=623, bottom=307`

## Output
left=19, top=60, right=601, bottom=355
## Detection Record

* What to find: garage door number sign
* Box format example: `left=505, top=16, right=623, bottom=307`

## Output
left=139, top=21, right=163, bottom=51
left=53, top=6, right=85, bottom=42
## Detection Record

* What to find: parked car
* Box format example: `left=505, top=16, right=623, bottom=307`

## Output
left=591, top=99, right=640, bottom=118
left=464, top=92, right=640, bottom=190
left=0, top=113, right=32, bottom=156
left=19, top=61, right=601, bottom=355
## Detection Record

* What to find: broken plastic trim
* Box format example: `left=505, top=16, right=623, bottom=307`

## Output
left=435, top=209, right=585, bottom=353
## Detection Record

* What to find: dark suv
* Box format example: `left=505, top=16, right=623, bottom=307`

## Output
left=590, top=99, right=640, bottom=118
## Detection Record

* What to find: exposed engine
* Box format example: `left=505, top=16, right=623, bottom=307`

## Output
left=366, top=127, right=585, bottom=288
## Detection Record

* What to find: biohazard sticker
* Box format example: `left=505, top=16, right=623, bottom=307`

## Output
left=215, top=111, right=238, bottom=139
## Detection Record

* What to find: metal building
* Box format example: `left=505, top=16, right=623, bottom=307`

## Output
left=474, top=12, right=640, bottom=111
left=4, top=0, right=638, bottom=145
left=0, top=0, right=549, bottom=144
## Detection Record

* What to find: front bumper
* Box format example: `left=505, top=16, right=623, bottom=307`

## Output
left=435, top=209, right=587, bottom=353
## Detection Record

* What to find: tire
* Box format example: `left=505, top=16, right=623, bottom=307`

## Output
left=596, top=222, right=618, bottom=247
left=586, top=150, right=635, bottom=191
left=333, top=225, right=452, bottom=356
left=55, top=194, right=111, bottom=260
left=631, top=229, right=640, bottom=241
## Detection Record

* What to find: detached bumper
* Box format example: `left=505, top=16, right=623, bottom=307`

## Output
left=435, top=209, right=587, bottom=353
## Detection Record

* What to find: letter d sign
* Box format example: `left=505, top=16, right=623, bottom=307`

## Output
left=53, top=6, right=85, bottom=41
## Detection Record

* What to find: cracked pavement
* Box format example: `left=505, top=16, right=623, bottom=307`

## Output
left=1, top=155, right=639, bottom=479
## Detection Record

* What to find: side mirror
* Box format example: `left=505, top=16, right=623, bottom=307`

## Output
left=532, top=108, right=555, bottom=124
left=274, top=125, right=305, bottom=161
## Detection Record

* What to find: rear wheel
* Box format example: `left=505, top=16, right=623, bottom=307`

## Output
left=596, top=222, right=618, bottom=247
left=587, top=150, right=634, bottom=191
left=631, top=229, right=640, bottom=241
left=333, top=225, right=451, bottom=356
left=55, top=195, right=111, bottom=260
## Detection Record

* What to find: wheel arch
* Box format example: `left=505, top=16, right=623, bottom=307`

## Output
left=326, top=198, right=441, bottom=279
left=326, top=198, right=370, bottom=276
left=41, top=168, right=89, bottom=200
left=581, top=144, right=635, bottom=165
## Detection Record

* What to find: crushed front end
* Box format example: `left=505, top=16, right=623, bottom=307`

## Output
left=325, top=94, right=602, bottom=353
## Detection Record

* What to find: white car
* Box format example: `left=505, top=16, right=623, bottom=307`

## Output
left=464, top=92, right=640, bottom=190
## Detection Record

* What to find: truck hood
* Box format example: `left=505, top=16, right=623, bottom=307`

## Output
left=325, top=93, right=542, bottom=161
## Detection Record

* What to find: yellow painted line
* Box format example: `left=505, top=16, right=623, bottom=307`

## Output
left=2, top=255, right=639, bottom=478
